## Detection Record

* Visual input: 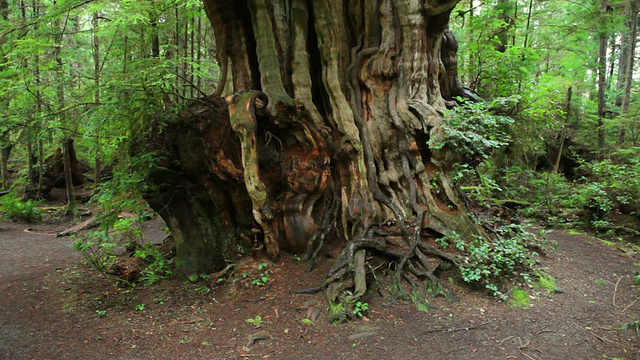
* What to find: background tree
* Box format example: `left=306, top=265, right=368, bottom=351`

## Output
left=617, top=0, right=639, bottom=145
left=451, top=0, right=640, bottom=238
left=0, top=0, right=220, bottom=199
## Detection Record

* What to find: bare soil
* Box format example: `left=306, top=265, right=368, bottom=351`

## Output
left=1, top=217, right=639, bottom=360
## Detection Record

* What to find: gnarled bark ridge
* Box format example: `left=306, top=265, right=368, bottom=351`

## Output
left=141, top=0, right=487, bottom=321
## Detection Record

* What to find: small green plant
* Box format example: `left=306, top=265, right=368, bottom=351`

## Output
left=244, top=263, right=271, bottom=287
left=510, top=288, right=530, bottom=308
left=353, top=301, right=369, bottom=318
left=193, top=285, right=210, bottom=295
left=71, top=231, right=118, bottom=274
left=435, top=231, right=465, bottom=251
left=96, top=309, right=107, bottom=317
left=621, top=320, right=640, bottom=337
left=0, top=194, right=42, bottom=222
left=410, top=291, right=431, bottom=312
left=135, top=303, right=145, bottom=311
left=154, top=298, right=166, bottom=305
left=458, top=223, right=547, bottom=297
left=534, top=272, right=557, bottom=295
left=429, top=97, right=516, bottom=165
left=246, top=314, right=263, bottom=326
left=301, top=318, right=313, bottom=325
left=134, top=245, right=173, bottom=287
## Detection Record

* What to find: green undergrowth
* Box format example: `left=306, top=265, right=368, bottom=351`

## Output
left=496, top=156, right=640, bottom=235
left=534, top=271, right=558, bottom=295
left=438, top=221, right=553, bottom=299
left=510, top=287, right=530, bottom=308
left=0, top=192, right=42, bottom=222
left=70, top=154, right=175, bottom=288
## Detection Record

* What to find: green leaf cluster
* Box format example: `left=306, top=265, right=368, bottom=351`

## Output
left=430, top=97, right=516, bottom=164
left=0, top=193, right=42, bottom=222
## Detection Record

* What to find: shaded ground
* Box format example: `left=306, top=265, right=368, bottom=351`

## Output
left=0, top=217, right=639, bottom=359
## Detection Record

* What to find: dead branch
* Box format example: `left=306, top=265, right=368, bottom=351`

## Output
left=56, top=216, right=98, bottom=237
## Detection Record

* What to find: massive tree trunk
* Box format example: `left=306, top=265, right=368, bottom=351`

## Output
left=141, top=0, right=487, bottom=320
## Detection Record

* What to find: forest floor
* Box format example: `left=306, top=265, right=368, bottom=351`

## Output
left=0, top=214, right=639, bottom=360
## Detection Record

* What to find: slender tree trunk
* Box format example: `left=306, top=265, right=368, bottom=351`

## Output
left=518, top=0, right=534, bottom=93
left=37, top=139, right=43, bottom=195
left=196, top=9, right=202, bottom=91
left=174, top=4, right=180, bottom=103
left=0, top=1, right=9, bottom=189
left=53, top=7, right=75, bottom=213
left=31, top=0, right=41, bottom=195
left=182, top=10, right=188, bottom=98
left=596, top=1, right=609, bottom=157
left=616, top=2, right=632, bottom=108
left=619, top=0, right=639, bottom=145
left=150, top=9, right=160, bottom=58
left=93, top=12, right=102, bottom=184
left=63, top=138, right=77, bottom=215
left=607, top=35, right=616, bottom=88
left=554, top=87, right=572, bottom=173
left=512, top=0, right=517, bottom=47
left=27, top=133, right=35, bottom=188
left=467, top=0, right=475, bottom=87
left=1, top=144, right=11, bottom=188
left=190, top=6, right=196, bottom=98
left=494, top=0, right=511, bottom=52
left=523, top=0, right=533, bottom=49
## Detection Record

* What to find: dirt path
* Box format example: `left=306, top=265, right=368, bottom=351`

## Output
left=0, top=219, right=638, bottom=359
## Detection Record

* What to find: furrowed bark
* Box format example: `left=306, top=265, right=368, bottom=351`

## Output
left=142, top=0, right=490, bottom=321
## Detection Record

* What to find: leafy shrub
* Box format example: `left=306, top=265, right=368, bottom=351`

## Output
left=499, top=168, right=575, bottom=222
left=566, top=183, right=613, bottom=221
left=430, top=97, right=516, bottom=165
left=134, top=244, right=173, bottom=287
left=71, top=230, right=118, bottom=273
left=72, top=230, right=174, bottom=287
left=71, top=152, right=164, bottom=284
left=581, top=158, right=640, bottom=216
left=0, top=193, right=43, bottom=222
left=494, top=161, right=639, bottom=230
left=449, top=223, right=550, bottom=297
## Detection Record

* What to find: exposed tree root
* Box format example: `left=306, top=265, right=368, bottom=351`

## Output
left=293, top=216, right=460, bottom=323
